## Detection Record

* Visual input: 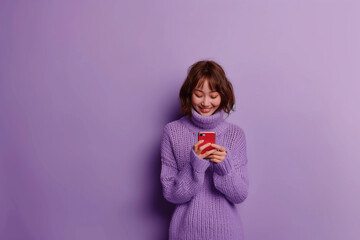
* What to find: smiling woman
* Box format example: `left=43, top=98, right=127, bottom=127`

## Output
left=192, top=80, right=222, bottom=116
left=179, top=60, right=236, bottom=119
left=160, top=60, right=249, bottom=240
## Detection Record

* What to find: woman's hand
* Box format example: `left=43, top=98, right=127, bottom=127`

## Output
left=208, top=143, right=227, bottom=163
left=193, top=140, right=218, bottom=159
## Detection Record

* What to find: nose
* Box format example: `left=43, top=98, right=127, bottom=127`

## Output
left=202, top=96, right=211, bottom=107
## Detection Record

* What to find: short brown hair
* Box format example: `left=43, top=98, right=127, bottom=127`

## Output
left=179, top=60, right=236, bottom=119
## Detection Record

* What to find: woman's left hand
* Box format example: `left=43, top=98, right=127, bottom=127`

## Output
left=208, top=143, right=227, bottom=163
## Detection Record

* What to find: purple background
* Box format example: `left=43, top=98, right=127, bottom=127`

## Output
left=1, top=0, right=360, bottom=239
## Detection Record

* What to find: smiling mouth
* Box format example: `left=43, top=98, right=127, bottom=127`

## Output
left=200, top=107, right=211, bottom=112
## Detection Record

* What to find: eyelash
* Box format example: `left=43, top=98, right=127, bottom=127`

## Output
left=196, top=94, right=218, bottom=99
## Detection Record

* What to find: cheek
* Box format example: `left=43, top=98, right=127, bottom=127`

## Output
left=191, top=96, right=200, bottom=105
left=213, top=97, right=221, bottom=106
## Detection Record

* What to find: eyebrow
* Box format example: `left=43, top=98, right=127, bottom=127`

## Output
left=194, top=89, right=218, bottom=93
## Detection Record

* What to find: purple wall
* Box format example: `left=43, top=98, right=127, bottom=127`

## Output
left=1, top=0, right=360, bottom=239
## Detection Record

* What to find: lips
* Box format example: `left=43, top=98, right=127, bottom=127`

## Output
left=200, top=107, right=211, bottom=112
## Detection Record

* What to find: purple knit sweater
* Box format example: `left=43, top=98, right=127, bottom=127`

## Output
left=160, top=108, right=249, bottom=240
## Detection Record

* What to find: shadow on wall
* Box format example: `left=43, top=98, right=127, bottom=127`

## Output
left=148, top=106, right=183, bottom=240
left=150, top=151, right=176, bottom=240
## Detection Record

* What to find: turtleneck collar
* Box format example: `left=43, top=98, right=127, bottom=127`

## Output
left=190, top=107, right=225, bottom=129
left=179, top=107, right=228, bottom=135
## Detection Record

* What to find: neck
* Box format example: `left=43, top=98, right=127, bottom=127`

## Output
left=179, top=108, right=228, bottom=134
left=190, top=108, right=225, bottom=129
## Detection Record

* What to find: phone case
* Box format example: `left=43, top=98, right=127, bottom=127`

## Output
left=198, top=132, right=216, bottom=155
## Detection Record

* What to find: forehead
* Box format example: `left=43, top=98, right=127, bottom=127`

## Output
left=195, top=78, right=216, bottom=92
left=194, top=78, right=217, bottom=92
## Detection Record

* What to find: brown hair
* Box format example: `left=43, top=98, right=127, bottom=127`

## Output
left=179, top=60, right=236, bottom=119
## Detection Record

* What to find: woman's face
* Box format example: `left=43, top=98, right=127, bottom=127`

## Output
left=191, top=78, right=221, bottom=116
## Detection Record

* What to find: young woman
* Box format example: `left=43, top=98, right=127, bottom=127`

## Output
left=160, top=60, right=249, bottom=240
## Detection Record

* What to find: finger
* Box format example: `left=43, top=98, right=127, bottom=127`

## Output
left=208, top=151, right=226, bottom=156
left=209, top=149, right=226, bottom=155
left=201, top=149, right=217, bottom=158
left=194, top=140, right=204, bottom=151
left=194, top=140, right=204, bottom=147
left=195, top=145, right=216, bottom=158
left=209, top=158, right=222, bottom=163
left=205, top=149, right=218, bottom=155
left=200, top=149, right=217, bottom=158
left=209, top=153, right=223, bottom=159
left=210, top=143, right=226, bottom=152
left=199, top=142, right=212, bottom=151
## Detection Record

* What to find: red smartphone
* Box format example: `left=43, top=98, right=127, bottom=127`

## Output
left=198, top=132, right=216, bottom=155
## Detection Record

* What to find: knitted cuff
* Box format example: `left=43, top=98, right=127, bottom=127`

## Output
left=190, top=148, right=210, bottom=173
left=213, top=150, right=233, bottom=176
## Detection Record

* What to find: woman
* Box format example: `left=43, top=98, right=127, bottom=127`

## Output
left=160, top=60, right=249, bottom=240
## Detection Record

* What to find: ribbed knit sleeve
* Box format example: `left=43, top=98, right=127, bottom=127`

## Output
left=212, top=128, right=249, bottom=204
left=160, top=126, right=210, bottom=204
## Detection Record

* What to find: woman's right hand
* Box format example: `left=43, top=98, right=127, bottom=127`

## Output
left=193, top=140, right=218, bottom=159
